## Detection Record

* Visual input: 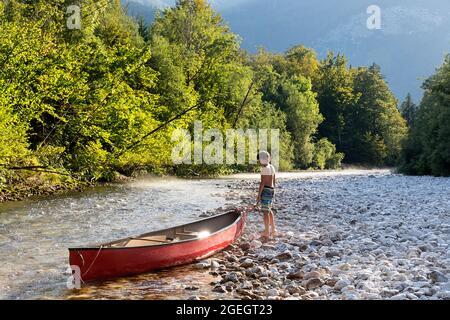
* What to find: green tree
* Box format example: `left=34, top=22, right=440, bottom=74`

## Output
left=346, top=64, right=408, bottom=165
left=400, top=55, right=450, bottom=176
left=0, top=105, right=29, bottom=166
left=252, top=49, right=324, bottom=168
left=314, top=53, right=359, bottom=151
left=149, top=0, right=242, bottom=126
left=0, top=0, right=163, bottom=182
left=281, top=77, right=323, bottom=167
left=400, top=93, right=417, bottom=126
left=284, top=45, right=319, bottom=80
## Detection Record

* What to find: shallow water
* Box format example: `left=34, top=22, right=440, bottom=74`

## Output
left=0, top=177, right=241, bottom=300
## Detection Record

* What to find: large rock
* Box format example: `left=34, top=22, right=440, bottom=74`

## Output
left=212, top=285, right=227, bottom=293
left=304, top=271, right=321, bottom=280
left=240, top=280, right=253, bottom=290
left=294, top=242, right=309, bottom=251
left=194, top=261, right=210, bottom=269
left=226, top=255, right=239, bottom=263
left=287, top=270, right=304, bottom=280
left=240, top=258, right=254, bottom=268
left=224, top=272, right=240, bottom=283
left=285, top=284, right=306, bottom=295
left=247, top=266, right=268, bottom=278
left=325, top=251, right=340, bottom=258
left=250, top=240, right=263, bottom=249
left=334, top=279, right=351, bottom=291
left=236, top=288, right=252, bottom=297
left=428, top=271, right=448, bottom=283
left=389, top=293, right=409, bottom=300
left=210, top=260, right=220, bottom=270
left=266, top=288, right=279, bottom=297
left=305, top=278, right=324, bottom=290
left=275, top=251, right=293, bottom=262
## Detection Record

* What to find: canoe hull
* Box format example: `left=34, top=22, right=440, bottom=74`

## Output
left=69, top=210, right=246, bottom=282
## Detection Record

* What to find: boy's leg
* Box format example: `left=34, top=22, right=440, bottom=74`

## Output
left=269, top=210, right=276, bottom=237
left=262, top=210, right=270, bottom=237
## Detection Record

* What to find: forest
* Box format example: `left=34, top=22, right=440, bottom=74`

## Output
left=0, top=0, right=448, bottom=199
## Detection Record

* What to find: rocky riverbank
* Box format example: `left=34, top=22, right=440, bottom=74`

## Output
left=0, top=179, right=86, bottom=203
left=190, top=171, right=450, bottom=300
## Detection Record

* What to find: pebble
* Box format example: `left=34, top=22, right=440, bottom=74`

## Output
left=275, top=251, right=293, bottom=261
left=211, top=260, right=220, bottom=270
left=325, top=251, right=340, bottom=258
left=240, top=259, right=254, bottom=268
left=194, top=262, right=210, bottom=269
left=303, top=271, right=321, bottom=280
left=287, top=270, right=304, bottom=280
left=429, top=271, right=448, bottom=283
left=184, top=286, right=199, bottom=291
left=212, top=285, right=227, bottom=293
left=250, top=240, right=263, bottom=249
left=224, top=272, right=240, bottom=283
left=390, top=293, right=409, bottom=300
left=305, top=278, right=324, bottom=290
left=266, top=288, right=279, bottom=297
left=334, top=279, right=351, bottom=291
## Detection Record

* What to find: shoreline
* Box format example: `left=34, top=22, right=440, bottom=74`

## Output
left=0, top=168, right=393, bottom=204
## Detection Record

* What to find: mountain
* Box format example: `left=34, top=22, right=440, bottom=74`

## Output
left=125, top=0, right=450, bottom=102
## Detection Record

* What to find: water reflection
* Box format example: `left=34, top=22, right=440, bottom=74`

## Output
left=66, top=266, right=227, bottom=300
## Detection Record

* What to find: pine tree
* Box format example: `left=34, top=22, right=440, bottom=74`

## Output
left=400, top=93, right=417, bottom=126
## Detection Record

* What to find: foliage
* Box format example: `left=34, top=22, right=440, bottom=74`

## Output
left=399, top=55, right=450, bottom=177
left=312, top=138, right=344, bottom=170
left=315, top=57, right=407, bottom=166
left=252, top=49, right=323, bottom=168
left=400, top=93, right=417, bottom=126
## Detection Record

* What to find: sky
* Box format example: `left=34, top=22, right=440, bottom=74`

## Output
left=130, top=0, right=256, bottom=10
left=127, top=0, right=450, bottom=102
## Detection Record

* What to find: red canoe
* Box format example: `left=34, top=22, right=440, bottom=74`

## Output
left=68, top=209, right=247, bottom=282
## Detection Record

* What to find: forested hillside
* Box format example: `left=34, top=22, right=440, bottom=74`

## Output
left=0, top=0, right=445, bottom=201
left=399, top=56, right=450, bottom=177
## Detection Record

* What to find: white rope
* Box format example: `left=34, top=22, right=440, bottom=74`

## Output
left=81, top=245, right=104, bottom=278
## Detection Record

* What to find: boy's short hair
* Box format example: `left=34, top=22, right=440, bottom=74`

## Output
left=258, top=151, right=270, bottom=165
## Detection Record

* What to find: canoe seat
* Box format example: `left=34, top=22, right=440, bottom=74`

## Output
left=132, top=237, right=170, bottom=243
left=112, top=235, right=173, bottom=248
left=175, top=231, right=197, bottom=236
left=175, top=230, right=198, bottom=240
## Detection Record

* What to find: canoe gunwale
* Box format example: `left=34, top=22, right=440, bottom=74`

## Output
left=68, top=209, right=244, bottom=251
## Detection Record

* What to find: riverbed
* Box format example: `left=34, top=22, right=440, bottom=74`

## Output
left=0, top=170, right=449, bottom=300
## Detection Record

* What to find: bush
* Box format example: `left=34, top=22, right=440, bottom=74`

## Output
left=312, top=138, right=344, bottom=170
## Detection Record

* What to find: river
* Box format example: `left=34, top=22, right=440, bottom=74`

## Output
left=0, top=176, right=242, bottom=300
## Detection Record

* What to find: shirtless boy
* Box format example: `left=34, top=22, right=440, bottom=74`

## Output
left=256, top=151, right=276, bottom=238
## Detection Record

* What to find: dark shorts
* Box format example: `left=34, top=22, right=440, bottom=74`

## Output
left=260, top=186, right=274, bottom=211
